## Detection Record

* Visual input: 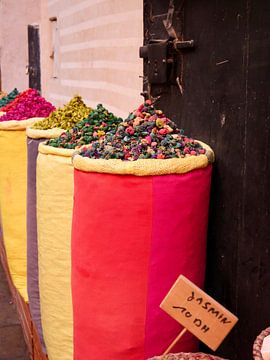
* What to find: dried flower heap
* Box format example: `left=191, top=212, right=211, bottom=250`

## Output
left=47, top=104, right=122, bottom=149
left=0, top=88, right=55, bottom=121
left=0, top=88, right=19, bottom=109
left=79, top=100, right=206, bottom=160
left=32, top=95, right=91, bottom=130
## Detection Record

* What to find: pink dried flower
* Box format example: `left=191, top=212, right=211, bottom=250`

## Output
left=158, top=128, right=168, bottom=135
left=0, top=88, right=55, bottom=122
left=126, top=126, right=135, bottom=135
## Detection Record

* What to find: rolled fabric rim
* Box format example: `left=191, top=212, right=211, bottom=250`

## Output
left=72, top=141, right=214, bottom=176
left=38, top=142, right=75, bottom=157
left=26, top=127, right=66, bottom=139
left=0, top=117, right=44, bottom=131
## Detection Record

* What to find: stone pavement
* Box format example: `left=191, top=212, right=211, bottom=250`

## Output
left=0, top=261, right=29, bottom=360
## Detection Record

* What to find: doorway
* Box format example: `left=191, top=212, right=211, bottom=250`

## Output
left=28, top=24, right=41, bottom=92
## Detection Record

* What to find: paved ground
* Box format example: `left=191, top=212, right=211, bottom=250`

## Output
left=0, top=261, right=29, bottom=360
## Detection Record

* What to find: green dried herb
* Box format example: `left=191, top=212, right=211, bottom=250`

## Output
left=0, top=88, right=20, bottom=109
left=32, top=95, right=92, bottom=130
left=47, top=104, right=122, bottom=149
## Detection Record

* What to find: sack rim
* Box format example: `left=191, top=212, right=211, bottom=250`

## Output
left=38, top=142, right=75, bottom=157
left=72, top=141, right=214, bottom=176
left=26, top=127, right=65, bottom=139
left=0, top=117, right=44, bottom=131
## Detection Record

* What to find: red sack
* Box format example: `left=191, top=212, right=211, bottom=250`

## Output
left=72, top=154, right=213, bottom=360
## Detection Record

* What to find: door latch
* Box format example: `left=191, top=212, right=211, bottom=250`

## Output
left=140, top=39, right=195, bottom=85
left=140, top=40, right=168, bottom=84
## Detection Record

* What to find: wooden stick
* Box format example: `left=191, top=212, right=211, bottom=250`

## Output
left=162, top=327, right=187, bottom=356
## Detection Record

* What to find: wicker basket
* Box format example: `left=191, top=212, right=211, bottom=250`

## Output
left=253, top=327, right=270, bottom=359
left=149, top=352, right=227, bottom=360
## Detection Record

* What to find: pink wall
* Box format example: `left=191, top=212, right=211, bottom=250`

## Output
left=0, top=0, right=41, bottom=92
left=0, top=0, right=143, bottom=118
left=40, top=0, right=143, bottom=118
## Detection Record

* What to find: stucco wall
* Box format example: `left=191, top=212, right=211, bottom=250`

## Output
left=0, top=0, right=41, bottom=92
left=40, top=0, right=143, bottom=118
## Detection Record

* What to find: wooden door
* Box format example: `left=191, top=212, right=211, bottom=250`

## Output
left=28, top=24, right=41, bottom=91
left=0, top=64, right=2, bottom=92
left=143, top=1, right=270, bottom=359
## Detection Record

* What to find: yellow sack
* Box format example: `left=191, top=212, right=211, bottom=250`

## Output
left=26, top=126, right=67, bottom=353
left=0, top=117, right=43, bottom=301
left=37, top=143, right=74, bottom=360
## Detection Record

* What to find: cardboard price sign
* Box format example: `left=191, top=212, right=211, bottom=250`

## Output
left=160, top=275, right=238, bottom=351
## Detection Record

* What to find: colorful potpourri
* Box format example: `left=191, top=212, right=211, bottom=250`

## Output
left=47, top=104, right=122, bottom=149
left=32, top=95, right=91, bottom=130
left=0, top=88, right=55, bottom=121
left=0, top=88, right=20, bottom=109
left=1, top=88, right=39, bottom=113
left=79, top=100, right=206, bottom=160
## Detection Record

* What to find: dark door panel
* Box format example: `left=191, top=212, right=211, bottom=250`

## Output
left=143, top=1, right=270, bottom=359
left=28, top=24, right=41, bottom=91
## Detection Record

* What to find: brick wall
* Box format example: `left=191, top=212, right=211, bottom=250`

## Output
left=40, top=0, right=143, bottom=118
left=0, top=0, right=41, bottom=91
